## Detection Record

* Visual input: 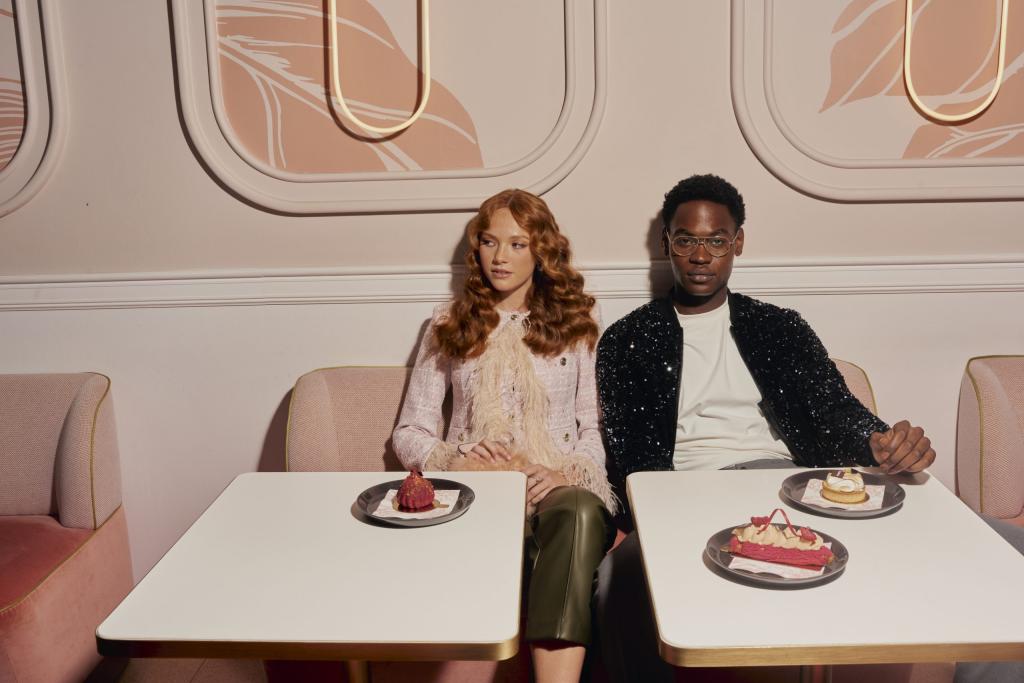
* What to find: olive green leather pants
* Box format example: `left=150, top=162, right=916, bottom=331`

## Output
left=525, top=486, right=613, bottom=645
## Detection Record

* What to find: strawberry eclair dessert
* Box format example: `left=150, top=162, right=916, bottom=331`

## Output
left=727, top=508, right=834, bottom=569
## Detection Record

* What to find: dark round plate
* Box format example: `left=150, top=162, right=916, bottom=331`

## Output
left=704, top=525, right=849, bottom=587
left=780, top=469, right=905, bottom=519
left=355, top=478, right=475, bottom=528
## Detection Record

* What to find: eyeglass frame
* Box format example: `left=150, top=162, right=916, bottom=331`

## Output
left=666, top=232, right=739, bottom=258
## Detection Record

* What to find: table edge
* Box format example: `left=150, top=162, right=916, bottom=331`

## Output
left=660, top=641, right=1024, bottom=667
left=96, top=633, right=521, bottom=662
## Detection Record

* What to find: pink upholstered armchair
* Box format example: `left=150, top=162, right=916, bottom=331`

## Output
left=0, top=373, right=133, bottom=682
left=957, top=355, right=1024, bottom=525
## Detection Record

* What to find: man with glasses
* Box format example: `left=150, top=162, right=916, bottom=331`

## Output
left=592, top=173, right=938, bottom=681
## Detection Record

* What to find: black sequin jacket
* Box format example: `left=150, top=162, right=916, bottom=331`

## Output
left=596, top=292, right=888, bottom=502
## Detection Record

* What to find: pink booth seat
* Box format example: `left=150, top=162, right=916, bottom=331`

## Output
left=0, top=373, right=133, bottom=683
left=957, top=355, right=1024, bottom=526
left=281, top=364, right=951, bottom=683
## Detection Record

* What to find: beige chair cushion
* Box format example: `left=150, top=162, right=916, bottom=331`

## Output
left=287, top=362, right=873, bottom=474
left=957, top=356, right=1024, bottom=521
left=287, top=367, right=414, bottom=473
left=833, top=358, right=878, bottom=415
left=0, top=373, right=122, bottom=528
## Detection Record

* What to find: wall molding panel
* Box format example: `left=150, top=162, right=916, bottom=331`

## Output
left=0, top=0, right=67, bottom=217
left=172, top=0, right=607, bottom=213
left=2, top=258, right=1023, bottom=311
left=731, top=0, right=1024, bottom=201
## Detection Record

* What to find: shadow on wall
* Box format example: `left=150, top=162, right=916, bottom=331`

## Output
left=258, top=390, right=291, bottom=472
left=646, top=213, right=673, bottom=297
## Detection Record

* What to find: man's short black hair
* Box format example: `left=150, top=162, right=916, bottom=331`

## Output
left=661, top=174, right=746, bottom=231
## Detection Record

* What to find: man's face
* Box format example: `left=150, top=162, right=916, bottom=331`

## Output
left=663, top=200, right=743, bottom=312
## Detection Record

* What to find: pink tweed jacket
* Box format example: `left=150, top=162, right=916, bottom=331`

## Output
left=392, top=303, right=610, bottom=504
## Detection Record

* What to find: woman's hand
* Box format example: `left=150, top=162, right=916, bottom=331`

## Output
left=464, top=439, right=512, bottom=465
left=522, top=464, right=568, bottom=505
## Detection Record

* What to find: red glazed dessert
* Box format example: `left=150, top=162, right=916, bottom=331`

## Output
left=396, top=470, right=435, bottom=512
left=727, top=508, right=834, bottom=569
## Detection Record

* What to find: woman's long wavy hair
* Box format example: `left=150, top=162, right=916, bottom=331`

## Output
left=434, top=189, right=598, bottom=359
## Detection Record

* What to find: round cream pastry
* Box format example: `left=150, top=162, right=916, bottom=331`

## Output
left=821, top=467, right=868, bottom=504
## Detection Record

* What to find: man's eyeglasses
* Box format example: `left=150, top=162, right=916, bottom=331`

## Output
left=669, top=234, right=737, bottom=258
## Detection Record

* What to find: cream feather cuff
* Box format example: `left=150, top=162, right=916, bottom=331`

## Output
left=559, top=454, right=619, bottom=515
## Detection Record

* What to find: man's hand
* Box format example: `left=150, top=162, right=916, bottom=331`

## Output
left=522, top=464, right=569, bottom=505
left=869, top=420, right=935, bottom=474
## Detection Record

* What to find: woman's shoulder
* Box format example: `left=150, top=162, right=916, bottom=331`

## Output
left=430, top=301, right=454, bottom=322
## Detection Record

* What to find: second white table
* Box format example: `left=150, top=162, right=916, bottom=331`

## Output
left=628, top=469, right=1024, bottom=667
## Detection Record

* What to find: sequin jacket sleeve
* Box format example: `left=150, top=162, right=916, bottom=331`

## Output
left=391, top=304, right=452, bottom=471
left=596, top=300, right=681, bottom=500
left=730, top=293, right=889, bottom=468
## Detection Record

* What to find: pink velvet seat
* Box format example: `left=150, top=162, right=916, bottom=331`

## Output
left=0, top=373, right=133, bottom=683
left=957, top=355, right=1024, bottom=525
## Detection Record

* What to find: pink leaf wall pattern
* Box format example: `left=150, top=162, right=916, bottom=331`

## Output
left=823, top=0, right=1024, bottom=159
left=215, top=0, right=482, bottom=173
left=0, top=3, right=26, bottom=173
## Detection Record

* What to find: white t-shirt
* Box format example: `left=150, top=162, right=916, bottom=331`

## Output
left=672, top=300, right=793, bottom=470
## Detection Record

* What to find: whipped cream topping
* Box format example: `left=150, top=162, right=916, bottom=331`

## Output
left=732, top=523, right=824, bottom=550
left=824, top=468, right=865, bottom=493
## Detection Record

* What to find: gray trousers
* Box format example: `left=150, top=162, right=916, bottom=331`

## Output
left=593, top=461, right=1024, bottom=683
left=954, top=516, right=1024, bottom=683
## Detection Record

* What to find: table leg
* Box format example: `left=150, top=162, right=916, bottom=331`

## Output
left=345, top=660, right=370, bottom=683
left=799, top=664, right=832, bottom=683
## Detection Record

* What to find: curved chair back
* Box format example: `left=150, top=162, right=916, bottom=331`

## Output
left=0, top=372, right=131, bottom=683
left=287, top=361, right=878, bottom=474
left=832, top=358, right=878, bottom=415
left=957, top=355, right=1024, bottom=523
left=0, top=372, right=121, bottom=529
left=286, top=366, right=413, bottom=472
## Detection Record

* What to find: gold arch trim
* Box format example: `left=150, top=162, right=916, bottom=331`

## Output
left=903, top=0, right=1010, bottom=123
left=327, top=0, right=431, bottom=135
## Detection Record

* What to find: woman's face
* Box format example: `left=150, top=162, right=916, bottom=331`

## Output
left=477, top=207, right=536, bottom=309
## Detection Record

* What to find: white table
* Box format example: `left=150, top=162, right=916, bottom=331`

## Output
left=98, top=471, right=526, bottom=664
left=628, top=469, right=1024, bottom=668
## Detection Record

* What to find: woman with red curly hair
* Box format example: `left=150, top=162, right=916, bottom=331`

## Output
left=393, top=188, right=615, bottom=681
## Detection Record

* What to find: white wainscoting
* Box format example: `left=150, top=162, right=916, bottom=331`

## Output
left=1, top=260, right=1022, bottom=580
left=2, top=257, right=1023, bottom=310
